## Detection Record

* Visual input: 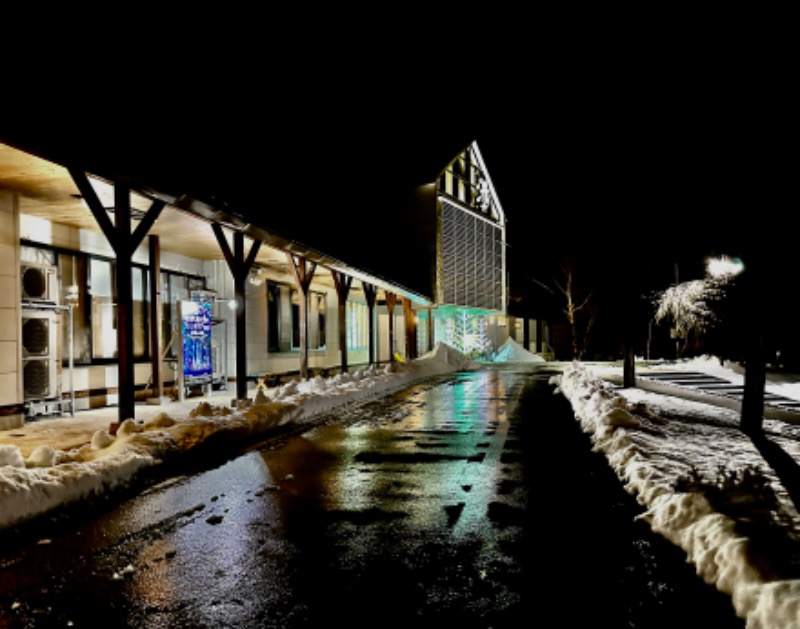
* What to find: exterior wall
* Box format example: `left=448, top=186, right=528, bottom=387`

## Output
left=377, top=308, right=406, bottom=362
left=438, top=199, right=506, bottom=313
left=202, top=259, right=366, bottom=383
left=19, top=216, right=208, bottom=412
left=488, top=315, right=511, bottom=352
left=21, top=214, right=206, bottom=276
left=10, top=210, right=423, bottom=417
left=0, top=190, right=23, bottom=429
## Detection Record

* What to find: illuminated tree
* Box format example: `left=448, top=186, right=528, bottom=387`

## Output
left=474, top=316, right=494, bottom=359
left=653, top=257, right=742, bottom=359
left=441, top=310, right=493, bottom=359
left=654, top=279, right=719, bottom=357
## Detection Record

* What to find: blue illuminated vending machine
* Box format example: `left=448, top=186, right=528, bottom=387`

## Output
left=180, top=291, right=215, bottom=394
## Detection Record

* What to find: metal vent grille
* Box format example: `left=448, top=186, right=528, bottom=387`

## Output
left=21, top=264, right=58, bottom=303
left=440, top=201, right=503, bottom=310
left=24, top=360, right=52, bottom=399
left=21, top=309, right=60, bottom=401
left=22, top=266, right=47, bottom=299
left=22, top=317, right=50, bottom=356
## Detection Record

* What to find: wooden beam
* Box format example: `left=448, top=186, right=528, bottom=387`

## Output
left=286, top=252, right=316, bottom=293
left=403, top=298, right=417, bottom=360
left=233, top=233, right=247, bottom=399
left=385, top=291, right=397, bottom=362
left=68, top=172, right=169, bottom=429
left=427, top=307, right=434, bottom=352
left=68, top=167, right=117, bottom=252
left=286, top=253, right=317, bottom=379
left=149, top=234, right=163, bottom=400
left=211, top=223, right=236, bottom=272
left=114, top=183, right=135, bottom=428
left=363, top=282, right=377, bottom=366
left=211, top=223, right=263, bottom=399
left=332, top=271, right=353, bottom=373
left=131, top=198, right=166, bottom=249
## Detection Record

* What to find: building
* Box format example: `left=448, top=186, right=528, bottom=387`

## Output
left=0, top=135, right=516, bottom=431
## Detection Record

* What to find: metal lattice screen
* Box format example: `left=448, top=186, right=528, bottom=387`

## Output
left=440, top=200, right=504, bottom=310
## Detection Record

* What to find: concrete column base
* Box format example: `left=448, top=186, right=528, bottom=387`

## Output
left=0, top=414, right=24, bottom=431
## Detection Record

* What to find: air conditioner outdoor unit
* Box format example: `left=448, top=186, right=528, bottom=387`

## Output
left=21, top=262, right=58, bottom=304
left=21, top=309, right=61, bottom=401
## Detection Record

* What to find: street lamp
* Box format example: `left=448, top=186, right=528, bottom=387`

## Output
left=706, top=255, right=744, bottom=278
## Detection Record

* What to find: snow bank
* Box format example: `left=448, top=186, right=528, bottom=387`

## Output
left=552, top=362, right=800, bottom=628
left=493, top=337, right=546, bottom=363
left=0, top=343, right=476, bottom=532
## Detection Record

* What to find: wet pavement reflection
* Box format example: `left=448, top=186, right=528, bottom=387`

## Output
left=0, top=365, right=745, bottom=627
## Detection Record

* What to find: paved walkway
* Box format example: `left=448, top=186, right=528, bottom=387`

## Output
left=5, top=364, right=800, bottom=459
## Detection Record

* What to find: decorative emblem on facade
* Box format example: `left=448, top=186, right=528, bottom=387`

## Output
left=476, top=174, right=490, bottom=212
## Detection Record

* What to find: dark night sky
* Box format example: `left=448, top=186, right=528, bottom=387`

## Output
left=8, top=34, right=793, bottom=360
left=5, top=58, right=795, bottom=294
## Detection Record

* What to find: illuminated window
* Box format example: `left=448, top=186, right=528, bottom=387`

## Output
left=90, top=258, right=116, bottom=359
left=291, top=289, right=327, bottom=350
left=347, top=301, right=369, bottom=350
left=57, top=252, right=90, bottom=364
left=267, top=281, right=281, bottom=352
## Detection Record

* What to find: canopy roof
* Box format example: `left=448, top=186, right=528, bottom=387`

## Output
left=1, top=123, right=478, bottom=301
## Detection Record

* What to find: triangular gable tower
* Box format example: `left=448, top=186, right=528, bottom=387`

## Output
left=436, top=141, right=507, bottom=314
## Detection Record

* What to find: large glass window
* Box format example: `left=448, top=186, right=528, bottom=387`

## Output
left=291, top=290, right=301, bottom=349
left=290, top=289, right=327, bottom=350
left=347, top=301, right=369, bottom=350
left=315, top=293, right=326, bottom=350
left=162, top=272, right=195, bottom=358
left=58, top=252, right=90, bottom=364
left=90, top=258, right=116, bottom=359
left=23, top=244, right=203, bottom=365
left=132, top=266, right=148, bottom=359
left=89, top=259, right=150, bottom=360
left=267, top=281, right=282, bottom=352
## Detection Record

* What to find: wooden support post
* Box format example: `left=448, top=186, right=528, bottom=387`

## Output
left=332, top=271, right=352, bottom=374
left=742, top=332, right=766, bottom=435
left=233, top=233, right=247, bottom=399
left=427, top=307, right=434, bottom=353
left=286, top=253, right=316, bottom=379
left=148, top=234, right=163, bottom=401
left=68, top=168, right=165, bottom=431
left=114, top=185, right=135, bottom=426
left=402, top=297, right=417, bottom=360
left=212, top=223, right=262, bottom=400
left=363, top=282, right=377, bottom=366
left=385, top=291, right=397, bottom=362
left=622, top=343, right=636, bottom=388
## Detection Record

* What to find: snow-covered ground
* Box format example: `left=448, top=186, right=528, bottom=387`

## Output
left=0, top=343, right=479, bottom=533
left=557, top=357, right=800, bottom=628
left=4, top=341, right=800, bottom=626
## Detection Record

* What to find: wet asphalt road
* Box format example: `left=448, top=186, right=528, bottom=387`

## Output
left=0, top=365, right=744, bottom=628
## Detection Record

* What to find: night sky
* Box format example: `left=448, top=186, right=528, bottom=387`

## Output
left=5, top=69, right=794, bottom=298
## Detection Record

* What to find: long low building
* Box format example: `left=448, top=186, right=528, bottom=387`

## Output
left=0, top=133, right=543, bottom=430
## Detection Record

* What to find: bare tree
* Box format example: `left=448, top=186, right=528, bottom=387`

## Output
left=531, top=259, right=597, bottom=360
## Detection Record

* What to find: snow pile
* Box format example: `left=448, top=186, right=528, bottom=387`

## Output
left=0, top=343, right=478, bottom=532
left=492, top=337, right=546, bottom=363
left=415, top=342, right=481, bottom=371
left=552, top=362, right=800, bottom=628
